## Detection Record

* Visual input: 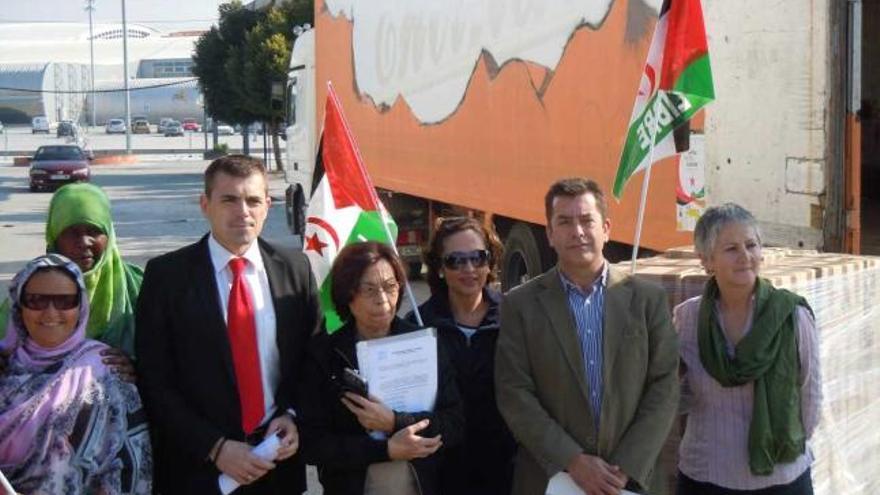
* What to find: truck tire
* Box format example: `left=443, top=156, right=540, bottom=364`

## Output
left=501, top=223, right=544, bottom=291
left=408, top=262, right=423, bottom=279
left=285, top=185, right=295, bottom=232
left=285, top=183, right=306, bottom=237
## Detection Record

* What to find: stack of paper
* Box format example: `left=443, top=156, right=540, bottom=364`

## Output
left=546, top=472, right=638, bottom=495
left=355, top=328, right=439, bottom=413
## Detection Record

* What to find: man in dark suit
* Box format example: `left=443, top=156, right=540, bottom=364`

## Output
left=496, top=178, right=679, bottom=495
left=136, top=155, right=320, bottom=494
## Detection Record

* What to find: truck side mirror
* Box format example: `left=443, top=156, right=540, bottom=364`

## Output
left=286, top=183, right=307, bottom=237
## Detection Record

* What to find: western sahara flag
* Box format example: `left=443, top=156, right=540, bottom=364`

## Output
left=613, top=0, right=715, bottom=198
left=303, top=85, right=397, bottom=333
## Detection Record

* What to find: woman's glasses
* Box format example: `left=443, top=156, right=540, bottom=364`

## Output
left=21, top=293, right=79, bottom=311
left=357, top=281, right=400, bottom=299
left=442, top=249, right=490, bottom=270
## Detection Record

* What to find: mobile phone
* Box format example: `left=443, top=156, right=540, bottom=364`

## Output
left=340, top=367, right=369, bottom=398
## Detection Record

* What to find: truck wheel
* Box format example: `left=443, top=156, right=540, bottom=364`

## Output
left=501, top=223, right=544, bottom=291
left=285, top=183, right=306, bottom=237
left=285, top=185, right=295, bottom=232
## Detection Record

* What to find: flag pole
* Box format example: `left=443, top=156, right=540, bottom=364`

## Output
left=326, top=82, right=425, bottom=327
left=379, top=207, right=424, bottom=327
left=630, top=94, right=662, bottom=274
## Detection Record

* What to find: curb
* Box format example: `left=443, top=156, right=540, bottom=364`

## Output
left=91, top=155, right=140, bottom=166
left=10, top=154, right=141, bottom=166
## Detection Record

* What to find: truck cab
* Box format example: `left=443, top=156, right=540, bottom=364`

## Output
left=285, top=28, right=317, bottom=198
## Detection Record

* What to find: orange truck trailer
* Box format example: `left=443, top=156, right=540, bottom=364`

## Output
left=285, top=0, right=879, bottom=288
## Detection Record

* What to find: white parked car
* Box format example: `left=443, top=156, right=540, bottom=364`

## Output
left=216, top=123, right=235, bottom=136
left=31, top=116, right=50, bottom=134
left=105, top=118, right=126, bottom=134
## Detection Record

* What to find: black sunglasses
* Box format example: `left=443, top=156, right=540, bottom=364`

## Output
left=21, top=293, right=79, bottom=311
left=442, top=250, right=490, bottom=270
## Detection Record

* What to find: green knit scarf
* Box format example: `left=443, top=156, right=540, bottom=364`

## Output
left=698, top=277, right=809, bottom=475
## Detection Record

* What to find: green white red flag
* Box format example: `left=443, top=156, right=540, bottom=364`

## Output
left=303, top=85, right=397, bottom=333
left=613, top=0, right=715, bottom=198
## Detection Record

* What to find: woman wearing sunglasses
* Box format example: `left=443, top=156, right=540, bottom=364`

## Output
left=0, top=183, right=142, bottom=382
left=297, top=242, right=463, bottom=495
left=409, top=216, right=516, bottom=495
left=0, top=254, right=152, bottom=494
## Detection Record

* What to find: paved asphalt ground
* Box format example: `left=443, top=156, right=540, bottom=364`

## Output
left=0, top=125, right=429, bottom=302
left=0, top=123, right=275, bottom=156
left=0, top=157, right=296, bottom=288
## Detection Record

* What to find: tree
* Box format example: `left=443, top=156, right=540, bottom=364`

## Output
left=192, top=2, right=261, bottom=149
left=237, top=0, right=313, bottom=170
left=193, top=0, right=313, bottom=168
left=238, top=6, right=290, bottom=170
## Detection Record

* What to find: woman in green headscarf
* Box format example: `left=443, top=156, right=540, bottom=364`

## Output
left=1, top=183, right=143, bottom=379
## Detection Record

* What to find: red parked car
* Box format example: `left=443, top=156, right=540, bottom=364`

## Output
left=181, top=118, right=201, bottom=132
left=29, top=145, right=91, bottom=192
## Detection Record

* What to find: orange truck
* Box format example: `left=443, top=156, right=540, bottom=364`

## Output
left=286, top=0, right=878, bottom=288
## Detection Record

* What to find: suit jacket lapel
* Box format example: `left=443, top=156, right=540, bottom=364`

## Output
left=599, top=266, right=632, bottom=445
left=537, top=268, right=593, bottom=408
left=260, top=239, right=304, bottom=412
left=259, top=239, right=291, bottom=363
left=192, top=236, right=237, bottom=389
left=602, top=266, right=632, bottom=381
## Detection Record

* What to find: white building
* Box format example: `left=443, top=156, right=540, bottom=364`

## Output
left=0, top=22, right=202, bottom=124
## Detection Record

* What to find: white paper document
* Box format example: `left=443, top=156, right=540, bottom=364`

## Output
left=546, top=472, right=638, bottom=495
left=218, top=433, right=281, bottom=494
left=355, top=327, right=438, bottom=413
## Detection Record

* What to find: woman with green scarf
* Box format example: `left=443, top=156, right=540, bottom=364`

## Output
left=0, top=183, right=143, bottom=380
left=673, top=203, right=821, bottom=495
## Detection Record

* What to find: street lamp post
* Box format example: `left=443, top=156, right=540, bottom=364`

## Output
left=197, top=95, right=208, bottom=153
left=262, top=120, right=268, bottom=167
left=270, top=80, right=284, bottom=171
left=85, top=0, right=97, bottom=128
left=121, top=0, right=132, bottom=154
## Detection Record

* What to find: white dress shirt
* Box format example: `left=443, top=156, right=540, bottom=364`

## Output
left=208, top=235, right=280, bottom=426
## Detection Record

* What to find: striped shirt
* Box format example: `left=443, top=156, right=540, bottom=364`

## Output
left=673, top=296, right=821, bottom=490
left=559, top=264, right=608, bottom=430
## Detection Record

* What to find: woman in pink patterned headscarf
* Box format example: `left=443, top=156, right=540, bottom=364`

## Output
left=0, top=254, right=151, bottom=494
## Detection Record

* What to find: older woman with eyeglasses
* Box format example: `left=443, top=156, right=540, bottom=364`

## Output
left=0, top=254, right=151, bottom=494
left=674, top=203, right=821, bottom=495
left=408, top=216, right=515, bottom=495
left=297, top=241, right=463, bottom=495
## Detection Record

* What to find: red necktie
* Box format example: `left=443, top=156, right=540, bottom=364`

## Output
left=227, top=257, right=265, bottom=434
